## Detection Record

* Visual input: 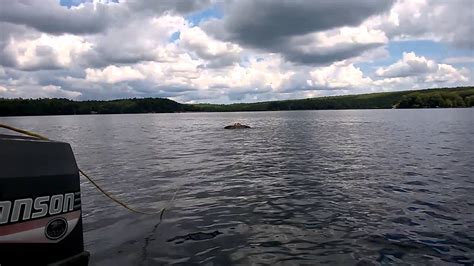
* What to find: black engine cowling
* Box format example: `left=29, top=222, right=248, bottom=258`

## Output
left=0, top=134, right=89, bottom=265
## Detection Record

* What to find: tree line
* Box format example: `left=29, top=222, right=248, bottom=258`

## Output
left=397, top=90, right=474, bottom=108
left=0, top=98, right=185, bottom=116
left=0, top=87, right=472, bottom=116
left=190, top=87, right=474, bottom=112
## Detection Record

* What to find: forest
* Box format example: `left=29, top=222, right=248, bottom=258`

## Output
left=0, top=87, right=472, bottom=116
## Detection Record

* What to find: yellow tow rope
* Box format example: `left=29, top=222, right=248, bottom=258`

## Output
left=0, top=123, right=172, bottom=216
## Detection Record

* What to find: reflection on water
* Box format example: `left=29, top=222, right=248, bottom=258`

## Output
left=1, top=109, right=473, bottom=265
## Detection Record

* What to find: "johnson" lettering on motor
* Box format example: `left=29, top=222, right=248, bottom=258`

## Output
left=0, top=192, right=80, bottom=225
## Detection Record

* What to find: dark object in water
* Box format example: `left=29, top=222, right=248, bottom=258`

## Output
left=224, top=123, right=251, bottom=129
left=167, top=230, right=222, bottom=244
left=0, top=134, right=89, bottom=265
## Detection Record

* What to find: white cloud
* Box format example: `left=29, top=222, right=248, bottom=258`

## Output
left=86, top=65, right=146, bottom=84
left=82, top=14, right=188, bottom=66
left=136, top=54, right=291, bottom=96
left=309, top=63, right=373, bottom=89
left=290, top=26, right=387, bottom=52
left=425, top=64, right=469, bottom=83
left=180, top=26, right=242, bottom=67
left=0, top=84, right=81, bottom=99
left=3, top=34, right=91, bottom=71
left=279, top=25, right=388, bottom=65
left=40, top=85, right=82, bottom=98
left=376, top=52, right=468, bottom=83
left=376, top=52, right=436, bottom=77
left=368, top=0, right=474, bottom=48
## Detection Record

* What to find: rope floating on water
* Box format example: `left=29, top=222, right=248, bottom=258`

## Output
left=0, top=123, right=174, bottom=216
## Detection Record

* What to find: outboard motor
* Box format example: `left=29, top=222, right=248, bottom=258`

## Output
left=0, top=134, right=89, bottom=265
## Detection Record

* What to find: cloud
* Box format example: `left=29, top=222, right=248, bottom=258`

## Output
left=40, top=85, right=82, bottom=98
left=376, top=52, right=469, bottom=84
left=0, top=0, right=112, bottom=35
left=309, top=63, right=373, bottom=90
left=0, top=0, right=212, bottom=36
left=202, top=0, right=394, bottom=65
left=0, top=0, right=471, bottom=102
left=369, top=0, right=474, bottom=49
left=443, top=56, right=474, bottom=65
left=376, top=52, right=436, bottom=77
left=0, top=84, right=81, bottom=99
left=126, top=0, right=211, bottom=14
left=82, top=14, right=242, bottom=68
left=192, top=55, right=293, bottom=94
left=282, top=26, right=388, bottom=64
left=86, top=65, right=146, bottom=84
left=82, top=14, right=188, bottom=66
left=2, top=33, right=91, bottom=71
left=179, top=26, right=242, bottom=68
left=210, top=0, right=394, bottom=46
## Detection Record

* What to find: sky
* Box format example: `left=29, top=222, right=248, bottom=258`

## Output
left=0, top=0, right=472, bottom=103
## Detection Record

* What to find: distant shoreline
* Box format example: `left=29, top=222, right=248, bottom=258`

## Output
left=0, top=86, right=472, bottom=117
left=2, top=108, right=474, bottom=119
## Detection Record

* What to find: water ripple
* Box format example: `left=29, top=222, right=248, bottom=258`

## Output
left=2, top=109, right=473, bottom=265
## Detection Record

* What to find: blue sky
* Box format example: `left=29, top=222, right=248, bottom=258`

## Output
left=186, top=5, right=223, bottom=26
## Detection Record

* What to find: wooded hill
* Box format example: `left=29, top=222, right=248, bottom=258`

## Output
left=1, top=86, right=472, bottom=116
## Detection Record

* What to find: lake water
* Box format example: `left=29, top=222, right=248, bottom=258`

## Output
left=1, top=109, right=473, bottom=265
